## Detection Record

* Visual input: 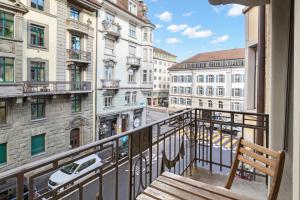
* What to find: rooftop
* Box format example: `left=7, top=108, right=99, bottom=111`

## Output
left=154, top=47, right=177, bottom=58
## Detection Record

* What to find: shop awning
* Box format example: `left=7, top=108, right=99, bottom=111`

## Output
left=208, top=0, right=269, bottom=6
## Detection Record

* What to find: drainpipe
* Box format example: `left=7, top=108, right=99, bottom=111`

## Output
left=256, top=5, right=266, bottom=146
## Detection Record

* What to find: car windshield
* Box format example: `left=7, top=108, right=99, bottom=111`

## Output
left=61, top=163, right=79, bottom=175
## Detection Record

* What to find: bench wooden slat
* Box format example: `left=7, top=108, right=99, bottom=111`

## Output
left=162, top=172, right=255, bottom=200
left=238, top=155, right=275, bottom=177
left=151, top=180, right=208, bottom=200
left=136, top=193, right=158, bottom=200
left=239, top=147, right=276, bottom=168
left=156, top=176, right=231, bottom=200
left=142, top=186, right=182, bottom=200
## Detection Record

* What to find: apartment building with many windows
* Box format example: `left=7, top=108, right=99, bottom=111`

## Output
left=0, top=0, right=100, bottom=172
left=168, top=48, right=245, bottom=112
left=148, top=47, right=176, bottom=107
left=97, top=0, right=155, bottom=139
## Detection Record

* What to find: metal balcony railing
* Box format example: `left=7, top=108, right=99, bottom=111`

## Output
left=102, top=20, right=121, bottom=37
left=66, top=49, right=92, bottom=62
left=0, top=109, right=269, bottom=200
left=100, top=79, right=120, bottom=89
left=127, top=56, right=141, bottom=67
left=23, top=81, right=92, bottom=93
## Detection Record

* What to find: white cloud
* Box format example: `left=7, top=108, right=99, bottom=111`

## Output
left=227, top=4, right=245, bottom=16
left=167, top=24, right=188, bottom=32
left=155, top=11, right=172, bottom=22
left=155, top=39, right=161, bottom=44
left=212, top=6, right=224, bottom=13
left=183, top=11, right=193, bottom=16
left=165, top=37, right=181, bottom=44
left=182, top=25, right=213, bottom=39
left=150, top=0, right=158, bottom=2
left=211, top=35, right=229, bottom=44
left=155, top=24, right=163, bottom=29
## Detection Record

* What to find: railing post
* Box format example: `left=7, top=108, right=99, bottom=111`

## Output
left=148, top=126, right=153, bottom=184
left=128, top=134, right=133, bottom=200
left=194, top=109, right=198, bottom=167
left=209, top=111, right=213, bottom=172
left=17, top=173, right=24, bottom=200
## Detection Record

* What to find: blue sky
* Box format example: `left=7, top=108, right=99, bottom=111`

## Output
left=144, top=0, right=245, bottom=62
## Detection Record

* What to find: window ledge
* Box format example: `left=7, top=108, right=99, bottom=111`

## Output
left=31, top=118, right=48, bottom=123
left=28, top=45, right=48, bottom=51
left=0, top=124, right=12, bottom=130
left=31, top=151, right=46, bottom=158
left=0, top=163, right=8, bottom=168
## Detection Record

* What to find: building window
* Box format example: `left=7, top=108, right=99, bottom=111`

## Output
left=30, top=62, right=45, bottom=81
left=0, top=57, right=14, bottom=82
left=30, top=24, right=45, bottom=47
left=185, top=75, right=192, bottom=83
left=0, top=11, right=14, bottom=38
left=197, top=86, right=203, bottom=95
left=208, top=100, right=213, bottom=108
left=128, top=69, right=136, bottom=83
left=216, top=87, right=225, bottom=96
left=197, top=75, right=204, bottom=83
left=31, top=98, right=45, bottom=120
left=31, top=0, right=44, bottom=11
left=143, top=48, right=148, bottom=61
left=128, top=45, right=136, bottom=56
left=232, top=74, right=244, bottom=83
left=198, top=99, right=203, bottom=107
left=179, top=98, right=184, bottom=105
left=216, top=74, right=225, bottom=83
left=232, top=102, right=241, bottom=111
left=185, top=87, right=192, bottom=94
left=31, top=134, right=45, bottom=156
left=172, top=87, right=177, bottom=94
left=149, top=70, right=152, bottom=83
left=129, top=23, right=136, bottom=38
left=128, top=1, right=137, bottom=15
left=232, top=88, right=243, bottom=97
left=104, top=65, right=113, bottom=80
left=206, top=87, right=214, bottom=96
left=71, top=35, right=81, bottom=51
left=143, top=70, right=147, bottom=83
left=179, top=87, right=184, bottom=94
left=70, top=7, right=80, bottom=20
left=105, top=12, right=115, bottom=23
left=186, top=99, right=191, bottom=106
left=125, top=92, right=131, bottom=104
left=104, top=38, right=115, bottom=55
left=0, top=101, right=6, bottom=125
left=104, top=96, right=113, bottom=107
left=143, top=31, right=148, bottom=41
left=206, top=75, right=214, bottom=83
left=218, top=101, right=223, bottom=109
left=132, top=91, right=137, bottom=103
left=71, top=95, right=81, bottom=113
left=0, top=143, right=7, bottom=165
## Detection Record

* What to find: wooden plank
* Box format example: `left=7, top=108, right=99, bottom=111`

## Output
left=151, top=180, right=208, bottom=200
left=241, top=140, right=279, bottom=158
left=156, top=176, right=231, bottom=200
left=162, top=172, right=255, bottom=200
left=136, top=192, right=159, bottom=200
left=238, top=155, right=275, bottom=177
left=239, top=147, right=276, bottom=168
left=144, top=185, right=183, bottom=200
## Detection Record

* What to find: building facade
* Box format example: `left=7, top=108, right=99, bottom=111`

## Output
left=148, top=47, right=176, bottom=107
left=168, top=49, right=245, bottom=112
left=0, top=0, right=99, bottom=172
left=96, top=0, right=155, bottom=139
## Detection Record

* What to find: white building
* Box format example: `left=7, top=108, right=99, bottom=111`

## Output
left=96, top=0, right=155, bottom=139
left=168, top=48, right=245, bottom=112
left=148, top=47, right=177, bottom=107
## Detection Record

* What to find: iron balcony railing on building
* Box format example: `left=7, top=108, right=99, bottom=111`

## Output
left=102, top=20, right=121, bottom=38
left=66, top=49, right=92, bottom=63
left=23, top=81, right=92, bottom=93
left=0, top=109, right=269, bottom=200
left=100, top=79, right=120, bottom=89
left=127, top=56, right=141, bottom=68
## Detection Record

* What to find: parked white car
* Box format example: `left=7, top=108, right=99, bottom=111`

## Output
left=48, top=154, right=102, bottom=190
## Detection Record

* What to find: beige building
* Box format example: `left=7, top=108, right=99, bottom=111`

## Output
left=149, top=47, right=177, bottom=107
left=0, top=0, right=100, bottom=172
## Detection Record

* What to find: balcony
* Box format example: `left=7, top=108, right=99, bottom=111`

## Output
left=66, top=49, right=92, bottom=64
left=100, top=79, right=120, bottom=90
left=66, top=18, right=93, bottom=35
left=127, top=56, right=141, bottom=68
left=0, top=109, right=271, bottom=200
left=23, top=81, right=92, bottom=95
left=0, top=83, right=24, bottom=98
left=102, top=20, right=121, bottom=38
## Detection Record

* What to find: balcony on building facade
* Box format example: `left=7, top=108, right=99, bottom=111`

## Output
left=102, top=20, right=121, bottom=38
left=66, top=49, right=92, bottom=63
left=66, top=18, right=93, bottom=35
left=23, top=81, right=92, bottom=95
left=127, top=56, right=141, bottom=68
left=100, top=79, right=120, bottom=90
left=0, top=109, right=271, bottom=200
left=0, top=83, right=24, bottom=98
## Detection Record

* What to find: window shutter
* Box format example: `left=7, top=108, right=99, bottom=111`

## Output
left=0, top=143, right=7, bottom=164
left=31, top=134, right=45, bottom=155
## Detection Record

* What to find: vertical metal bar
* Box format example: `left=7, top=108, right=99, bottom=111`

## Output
left=156, top=124, right=160, bottom=178
left=79, top=184, right=83, bottom=200
left=178, top=126, right=181, bottom=174
left=98, top=167, right=103, bottom=200
left=149, top=126, right=153, bottom=184
left=128, top=134, right=133, bottom=200
left=173, top=125, right=177, bottom=174
left=115, top=139, right=119, bottom=200
left=194, top=109, right=198, bottom=167
left=29, top=177, right=34, bottom=200
left=17, top=173, right=24, bottom=200
left=220, top=124, right=223, bottom=171
left=230, top=113, right=234, bottom=165
left=209, top=115, right=213, bottom=172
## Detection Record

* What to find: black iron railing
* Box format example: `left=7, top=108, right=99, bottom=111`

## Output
left=66, top=49, right=92, bottom=62
left=23, top=81, right=92, bottom=93
left=127, top=56, right=141, bottom=67
left=0, top=109, right=269, bottom=200
left=100, top=79, right=120, bottom=89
